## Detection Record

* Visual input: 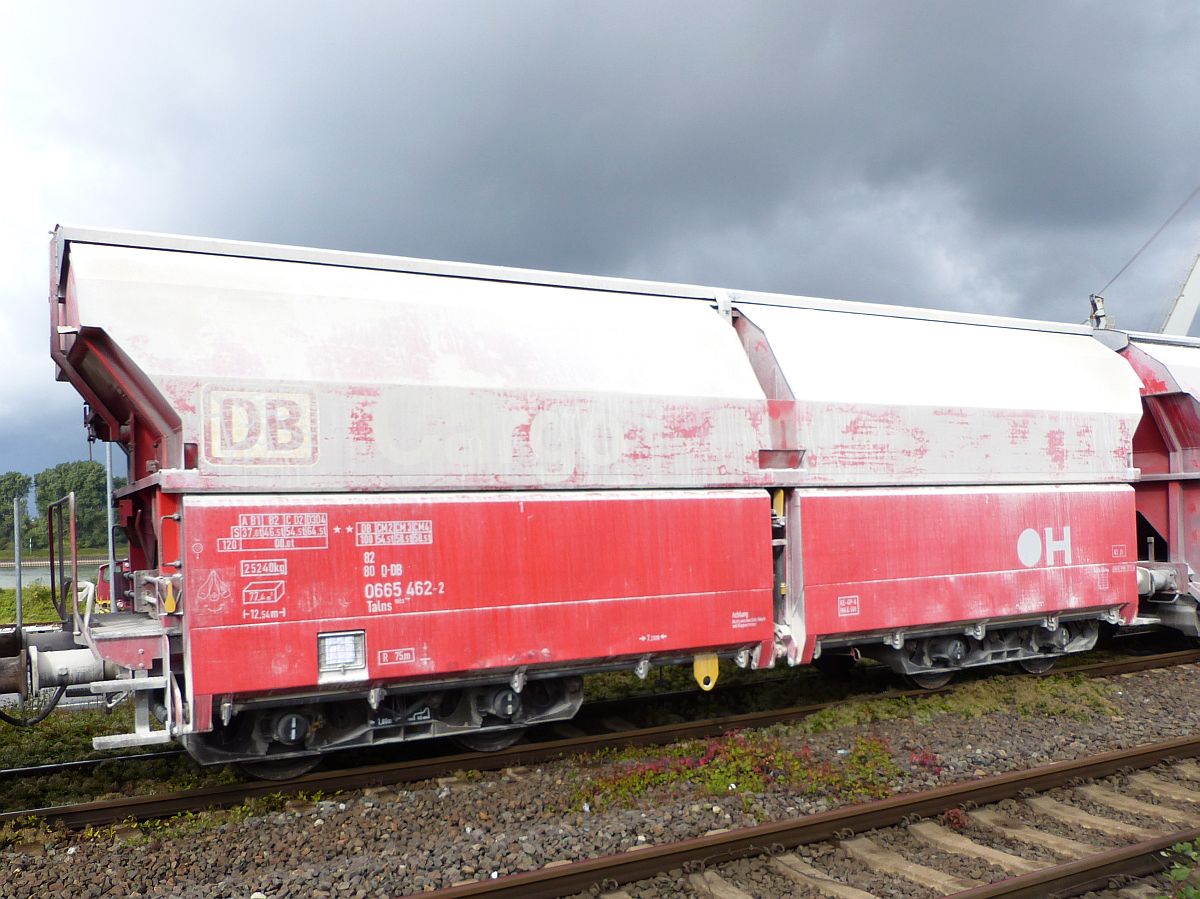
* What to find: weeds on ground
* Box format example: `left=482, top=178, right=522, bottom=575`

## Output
left=1161, top=838, right=1200, bottom=898
left=0, top=756, right=243, bottom=814
left=230, top=789, right=326, bottom=820
left=582, top=659, right=893, bottom=733
left=0, top=703, right=142, bottom=770
left=573, top=730, right=900, bottom=810
left=0, top=816, right=53, bottom=850
left=940, top=807, right=971, bottom=831
left=909, top=748, right=944, bottom=775
left=797, top=673, right=1117, bottom=734
left=110, top=790, right=331, bottom=846
left=583, top=657, right=889, bottom=706
left=0, top=741, right=242, bottom=814
left=3, top=788, right=341, bottom=854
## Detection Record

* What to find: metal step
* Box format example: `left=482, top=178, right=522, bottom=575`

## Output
left=93, top=730, right=173, bottom=750
left=88, top=676, right=166, bottom=694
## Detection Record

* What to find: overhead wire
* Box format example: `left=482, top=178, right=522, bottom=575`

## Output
left=1096, top=181, right=1200, bottom=296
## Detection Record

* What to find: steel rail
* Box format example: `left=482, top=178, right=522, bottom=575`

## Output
left=947, top=826, right=1200, bottom=898
left=418, top=735, right=1200, bottom=898
left=1069, top=646, right=1200, bottom=676
left=0, top=749, right=185, bottom=781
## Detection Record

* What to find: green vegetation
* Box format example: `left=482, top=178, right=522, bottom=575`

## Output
left=1, top=460, right=127, bottom=552
left=0, top=700, right=139, bottom=770
left=0, top=815, right=53, bottom=851
left=796, top=673, right=1117, bottom=734
left=0, top=701, right=238, bottom=812
left=124, top=789, right=326, bottom=842
left=2, top=546, right=111, bottom=562
left=582, top=658, right=894, bottom=729
left=584, top=659, right=762, bottom=701
left=0, top=753, right=243, bottom=817
left=585, top=657, right=885, bottom=702
left=573, top=730, right=900, bottom=810
left=1164, top=839, right=1200, bottom=898
left=0, top=472, right=32, bottom=545
left=0, top=788, right=332, bottom=850
left=571, top=672, right=1117, bottom=812
left=32, top=461, right=126, bottom=550
left=0, top=585, right=62, bottom=624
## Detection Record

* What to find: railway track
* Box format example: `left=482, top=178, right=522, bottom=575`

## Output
left=420, top=735, right=1200, bottom=898
left=0, top=749, right=186, bottom=781
left=2, top=648, right=1197, bottom=828
left=0, top=666, right=858, bottom=784
left=0, top=662, right=953, bottom=784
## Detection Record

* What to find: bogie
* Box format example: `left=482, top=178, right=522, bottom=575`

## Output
left=183, top=677, right=582, bottom=769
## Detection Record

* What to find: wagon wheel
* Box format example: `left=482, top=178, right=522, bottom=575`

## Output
left=453, top=727, right=528, bottom=753
left=237, top=754, right=322, bottom=781
left=1017, top=656, right=1057, bottom=675
left=905, top=670, right=954, bottom=690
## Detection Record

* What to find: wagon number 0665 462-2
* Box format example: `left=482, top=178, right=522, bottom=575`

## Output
left=361, top=553, right=444, bottom=599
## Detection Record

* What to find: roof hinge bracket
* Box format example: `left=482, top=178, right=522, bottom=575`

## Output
left=714, top=289, right=733, bottom=322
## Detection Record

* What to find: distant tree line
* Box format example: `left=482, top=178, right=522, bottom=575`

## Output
left=0, top=461, right=126, bottom=551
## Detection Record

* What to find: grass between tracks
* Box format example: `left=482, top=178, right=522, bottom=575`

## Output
left=0, top=658, right=1124, bottom=822
left=0, top=701, right=241, bottom=812
left=797, top=671, right=1117, bottom=732
left=574, top=730, right=900, bottom=811
left=0, top=703, right=141, bottom=769
left=574, top=672, right=1118, bottom=810
left=0, top=789, right=331, bottom=851
left=0, top=751, right=242, bottom=815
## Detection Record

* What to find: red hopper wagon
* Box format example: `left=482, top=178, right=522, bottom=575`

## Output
left=2, top=226, right=1193, bottom=774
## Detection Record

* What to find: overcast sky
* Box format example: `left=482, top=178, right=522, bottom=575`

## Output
left=2, top=2, right=1199, bottom=478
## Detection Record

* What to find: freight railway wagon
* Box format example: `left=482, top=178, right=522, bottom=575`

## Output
left=2, top=226, right=1198, bottom=775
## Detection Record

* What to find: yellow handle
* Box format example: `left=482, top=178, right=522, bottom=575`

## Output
left=693, top=653, right=719, bottom=691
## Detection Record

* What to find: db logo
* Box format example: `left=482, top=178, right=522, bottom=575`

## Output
left=1017, top=526, right=1072, bottom=567
left=203, top=388, right=318, bottom=466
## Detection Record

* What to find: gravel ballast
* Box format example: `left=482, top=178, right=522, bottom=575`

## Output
left=2, top=663, right=1198, bottom=898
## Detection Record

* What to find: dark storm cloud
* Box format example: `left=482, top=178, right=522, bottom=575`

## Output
left=2, top=1, right=1200, bottom=473
left=160, top=1, right=1200, bottom=319
left=3, top=403, right=100, bottom=479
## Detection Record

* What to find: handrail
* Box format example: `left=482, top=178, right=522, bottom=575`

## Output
left=12, top=497, right=22, bottom=629
left=45, top=493, right=77, bottom=632
left=77, top=581, right=96, bottom=637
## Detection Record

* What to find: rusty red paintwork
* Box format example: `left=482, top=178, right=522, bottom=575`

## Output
left=1123, top=340, right=1200, bottom=581
left=792, top=485, right=1137, bottom=652
left=181, top=491, right=775, bottom=706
